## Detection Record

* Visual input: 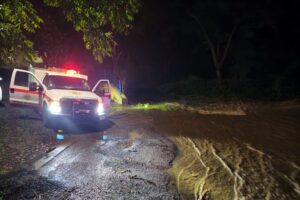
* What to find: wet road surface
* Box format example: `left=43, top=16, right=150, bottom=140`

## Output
left=35, top=111, right=179, bottom=199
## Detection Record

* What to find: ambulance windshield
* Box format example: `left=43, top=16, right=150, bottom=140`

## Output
left=45, top=75, right=90, bottom=91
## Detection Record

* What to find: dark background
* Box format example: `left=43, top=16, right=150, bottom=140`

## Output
left=1, top=0, right=300, bottom=101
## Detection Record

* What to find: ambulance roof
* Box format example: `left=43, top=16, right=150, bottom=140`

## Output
left=46, top=71, right=88, bottom=80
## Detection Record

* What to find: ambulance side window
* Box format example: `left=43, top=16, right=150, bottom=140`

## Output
left=15, top=71, right=29, bottom=87
left=98, top=82, right=109, bottom=95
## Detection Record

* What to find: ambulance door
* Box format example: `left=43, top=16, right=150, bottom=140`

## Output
left=9, top=69, right=44, bottom=108
left=92, top=79, right=111, bottom=108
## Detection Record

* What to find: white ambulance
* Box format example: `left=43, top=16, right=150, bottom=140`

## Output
left=9, top=66, right=111, bottom=127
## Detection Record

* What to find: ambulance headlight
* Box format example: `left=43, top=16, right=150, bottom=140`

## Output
left=49, top=101, right=62, bottom=114
left=97, top=103, right=104, bottom=115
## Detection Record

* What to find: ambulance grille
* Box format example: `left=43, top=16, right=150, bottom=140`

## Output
left=60, top=98, right=98, bottom=116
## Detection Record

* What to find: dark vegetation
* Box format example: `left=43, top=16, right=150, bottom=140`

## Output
left=158, top=77, right=299, bottom=101
left=118, top=0, right=300, bottom=101
left=1, top=0, right=299, bottom=101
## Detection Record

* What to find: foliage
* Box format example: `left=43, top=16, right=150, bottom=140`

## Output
left=0, top=0, right=140, bottom=67
left=130, top=102, right=180, bottom=112
left=43, top=0, right=141, bottom=63
left=159, top=77, right=299, bottom=101
left=0, top=0, right=43, bottom=66
left=32, top=7, right=81, bottom=68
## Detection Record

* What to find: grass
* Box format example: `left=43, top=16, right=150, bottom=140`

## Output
left=0, top=168, right=8, bottom=175
left=128, top=102, right=181, bottom=111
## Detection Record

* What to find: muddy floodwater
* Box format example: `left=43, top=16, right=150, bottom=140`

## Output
left=1, top=102, right=299, bottom=199
left=153, top=102, right=300, bottom=200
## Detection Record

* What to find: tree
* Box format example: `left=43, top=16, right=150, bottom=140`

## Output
left=43, top=0, right=141, bottom=63
left=186, top=1, right=241, bottom=88
left=0, top=0, right=43, bottom=66
left=186, top=0, right=275, bottom=88
left=0, top=0, right=140, bottom=67
left=188, top=11, right=237, bottom=88
left=32, top=5, right=84, bottom=68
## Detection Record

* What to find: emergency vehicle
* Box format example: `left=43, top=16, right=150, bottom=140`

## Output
left=9, top=66, right=111, bottom=127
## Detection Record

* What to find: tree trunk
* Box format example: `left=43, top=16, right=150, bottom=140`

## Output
left=187, top=12, right=237, bottom=90
left=215, top=66, right=222, bottom=88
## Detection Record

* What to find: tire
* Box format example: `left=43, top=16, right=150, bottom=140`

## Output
left=42, top=105, right=52, bottom=128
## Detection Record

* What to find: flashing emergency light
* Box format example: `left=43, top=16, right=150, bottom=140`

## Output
left=66, top=69, right=77, bottom=75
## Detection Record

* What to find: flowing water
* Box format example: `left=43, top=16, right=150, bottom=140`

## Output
left=153, top=102, right=300, bottom=200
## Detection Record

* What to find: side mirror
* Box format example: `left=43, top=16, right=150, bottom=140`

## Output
left=29, top=82, right=38, bottom=91
left=38, top=85, right=44, bottom=92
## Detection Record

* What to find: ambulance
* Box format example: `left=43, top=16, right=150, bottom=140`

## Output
left=9, top=65, right=111, bottom=127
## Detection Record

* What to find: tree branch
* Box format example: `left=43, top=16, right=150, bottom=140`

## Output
left=219, top=25, right=237, bottom=66
left=187, top=11, right=219, bottom=68
left=216, top=40, right=220, bottom=61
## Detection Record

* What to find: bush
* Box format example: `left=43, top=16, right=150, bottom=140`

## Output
left=158, top=77, right=299, bottom=101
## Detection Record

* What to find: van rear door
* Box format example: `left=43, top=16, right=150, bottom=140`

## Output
left=9, top=69, right=43, bottom=108
left=92, top=79, right=111, bottom=108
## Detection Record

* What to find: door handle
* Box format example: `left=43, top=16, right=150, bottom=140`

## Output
left=10, top=88, right=15, bottom=93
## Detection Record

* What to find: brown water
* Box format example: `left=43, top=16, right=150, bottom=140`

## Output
left=152, top=102, right=300, bottom=200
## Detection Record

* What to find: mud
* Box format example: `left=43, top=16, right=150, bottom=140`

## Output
left=153, top=102, right=300, bottom=200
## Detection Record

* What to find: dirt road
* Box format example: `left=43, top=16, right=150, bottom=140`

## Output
left=0, top=107, right=179, bottom=199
